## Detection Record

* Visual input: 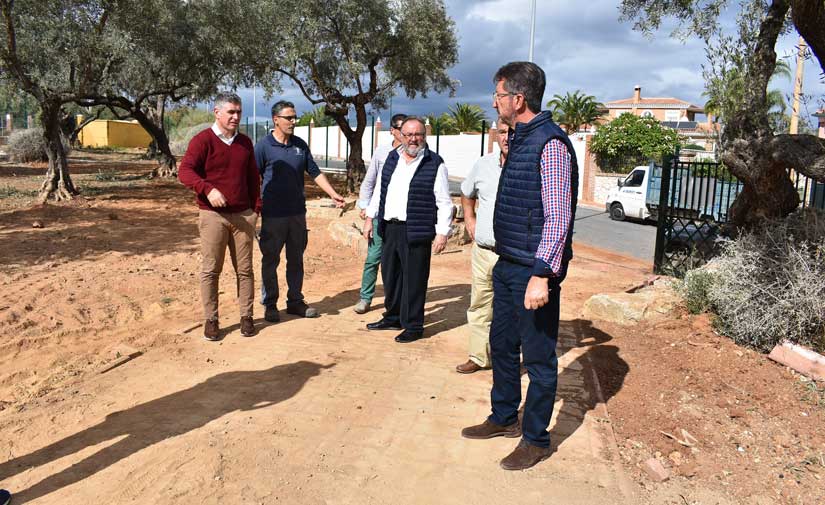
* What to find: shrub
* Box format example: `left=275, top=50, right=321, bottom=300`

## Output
left=591, top=114, right=681, bottom=173
left=705, top=208, right=825, bottom=353
left=169, top=122, right=212, bottom=156
left=6, top=128, right=71, bottom=163
left=680, top=266, right=717, bottom=314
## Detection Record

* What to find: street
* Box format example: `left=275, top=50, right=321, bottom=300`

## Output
left=573, top=205, right=657, bottom=263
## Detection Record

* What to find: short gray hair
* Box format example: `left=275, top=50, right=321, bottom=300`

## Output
left=214, top=92, right=242, bottom=110
left=494, top=62, right=546, bottom=114
left=400, top=116, right=426, bottom=132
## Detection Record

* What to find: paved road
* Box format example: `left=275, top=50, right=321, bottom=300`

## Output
left=573, top=205, right=657, bottom=262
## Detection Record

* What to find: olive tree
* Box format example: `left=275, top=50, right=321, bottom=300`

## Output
left=243, top=0, right=459, bottom=192
left=620, top=0, right=825, bottom=230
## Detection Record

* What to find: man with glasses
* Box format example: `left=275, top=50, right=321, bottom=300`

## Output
left=455, top=118, right=510, bottom=374
left=179, top=92, right=262, bottom=341
left=363, top=117, right=452, bottom=343
left=255, top=100, right=345, bottom=322
left=462, top=62, right=578, bottom=471
left=353, top=113, right=407, bottom=314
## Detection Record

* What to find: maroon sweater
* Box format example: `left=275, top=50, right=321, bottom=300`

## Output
left=178, top=128, right=262, bottom=213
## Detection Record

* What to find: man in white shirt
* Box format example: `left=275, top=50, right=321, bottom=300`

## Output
left=362, top=117, right=452, bottom=343
left=456, top=119, right=510, bottom=373
left=354, top=113, right=407, bottom=314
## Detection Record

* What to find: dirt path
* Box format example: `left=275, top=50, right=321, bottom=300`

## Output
left=0, top=167, right=653, bottom=503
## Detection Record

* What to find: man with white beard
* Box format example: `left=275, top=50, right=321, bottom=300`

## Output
left=362, top=117, right=453, bottom=343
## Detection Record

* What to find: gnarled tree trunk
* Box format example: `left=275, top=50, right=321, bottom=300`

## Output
left=38, top=100, right=78, bottom=203
left=133, top=101, right=177, bottom=178
left=332, top=106, right=367, bottom=194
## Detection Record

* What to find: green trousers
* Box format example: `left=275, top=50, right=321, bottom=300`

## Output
left=358, top=231, right=384, bottom=302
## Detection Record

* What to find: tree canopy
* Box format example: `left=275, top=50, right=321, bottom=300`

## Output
left=590, top=114, right=681, bottom=172
left=242, top=0, right=459, bottom=191
left=619, top=0, right=825, bottom=229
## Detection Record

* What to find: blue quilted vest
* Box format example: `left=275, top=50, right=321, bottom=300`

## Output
left=377, top=148, right=443, bottom=244
left=493, top=111, right=578, bottom=271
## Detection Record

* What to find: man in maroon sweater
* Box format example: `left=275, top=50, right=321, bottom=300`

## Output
left=178, top=92, right=262, bottom=341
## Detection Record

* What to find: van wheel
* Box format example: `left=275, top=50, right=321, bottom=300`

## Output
left=609, top=203, right=626, bottom=221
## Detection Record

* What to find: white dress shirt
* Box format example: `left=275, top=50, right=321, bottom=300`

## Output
left=366, top=147, right=452, bottom=237
left=358, top=142, right=395, bottom=209
left=211, top=123, right=238, bottom=145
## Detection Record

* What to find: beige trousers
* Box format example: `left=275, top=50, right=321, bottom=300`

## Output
left=467, top=242, right=499, bottom=367
left=198, top=209, right=257, bottom=321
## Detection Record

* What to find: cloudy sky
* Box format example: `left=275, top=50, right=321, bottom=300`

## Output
left=236, top=0, right=824, bottom=126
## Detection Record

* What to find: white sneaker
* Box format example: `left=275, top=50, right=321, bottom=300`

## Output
left=353, top=300, right=371, bottom=314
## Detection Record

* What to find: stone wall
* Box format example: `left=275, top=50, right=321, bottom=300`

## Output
left=594, top=174, right=621, bottom=206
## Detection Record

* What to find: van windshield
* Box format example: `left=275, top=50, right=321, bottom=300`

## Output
left=623, top=169, right=645, bottom=188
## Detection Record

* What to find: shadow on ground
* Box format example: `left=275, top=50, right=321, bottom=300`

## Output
left=0, top=361, right=332, bottom=503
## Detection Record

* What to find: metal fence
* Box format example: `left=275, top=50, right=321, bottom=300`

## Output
left=653, top=155, right=825, bottom=277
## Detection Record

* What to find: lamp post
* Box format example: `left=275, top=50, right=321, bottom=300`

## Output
left=528, top=0, right=536, bottom=62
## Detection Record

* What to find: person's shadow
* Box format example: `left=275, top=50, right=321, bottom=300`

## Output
left=0, top=360, right=333, bottom=503
left=547, top=319, right=628, bottom=452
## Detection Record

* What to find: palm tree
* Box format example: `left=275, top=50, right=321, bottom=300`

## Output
left=296, top=106, right=335, bottom=127
left=425, top=113, right=458, bottom=135
left=546, top=90, right=605, bottom=133
left=447, top=103, right=487, bottom=133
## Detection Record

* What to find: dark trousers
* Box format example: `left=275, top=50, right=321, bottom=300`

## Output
left=488, top=258, right=564, bottom=448
left=260, top=213, right=307, bottom=308
left=380, top=221, right=432, bottom=332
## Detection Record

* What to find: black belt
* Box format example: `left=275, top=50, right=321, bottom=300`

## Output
left=478, top=243, right=496, bottom=252
left=386, top=218, right=405, bottom=225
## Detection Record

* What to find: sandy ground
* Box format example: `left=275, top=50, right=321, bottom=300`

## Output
left=0, top=154, right=822, bottom=504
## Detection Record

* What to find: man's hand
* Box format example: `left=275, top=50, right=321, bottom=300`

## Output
left=331, top=192, right=345, bottom=208
left=207, top=188, right=227, bottom=208
left=362, top=217, right=373, bottom=240
left=359, top=208, right=366, bottom=220
left=524, top=276, right=550, bottom=310
left=464, top=216, right=477, bottom=242
left=432, top=234, right=448, bottom=254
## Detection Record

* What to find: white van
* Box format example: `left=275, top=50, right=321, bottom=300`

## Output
left=605, top=166, right=651, bottom=221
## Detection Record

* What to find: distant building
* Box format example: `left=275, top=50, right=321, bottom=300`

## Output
left=603, top=85, right=717, bottom=152
left=814, top=109, right=825, bottom=139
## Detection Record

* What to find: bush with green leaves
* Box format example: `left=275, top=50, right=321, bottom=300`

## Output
left=692, top=209, right=825, bottom=353
left=680, top=266, right=716, bottom=314
left=590, top=114, right=681, bottom=173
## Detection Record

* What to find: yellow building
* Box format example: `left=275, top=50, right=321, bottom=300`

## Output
left=77, top=117, right=152, bottom=148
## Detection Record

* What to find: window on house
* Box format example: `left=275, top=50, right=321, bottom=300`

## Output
left=665, top=110, right=680, bottom=122
left=623, top=169, right=645, bottom=188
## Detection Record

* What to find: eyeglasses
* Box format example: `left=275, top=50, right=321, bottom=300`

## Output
left=402, top=132, right=425, bottom=139
left=276, top=115, right=298, bottom=122
left=493, top=92, right=516, bottom=102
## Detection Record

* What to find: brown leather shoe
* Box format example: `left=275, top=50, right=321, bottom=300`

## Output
left=455, top=360, right=488, bottom=374
left=240, top=316, right=256, bottom=337
left=500, top=440, right=553, bottom=470
left=203, top=319, right=220, bottom=341
left=461, top=419, right=521, bottom=440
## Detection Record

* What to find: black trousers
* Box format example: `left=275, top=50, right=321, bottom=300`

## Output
left=380, top=221, right=432, bottom=332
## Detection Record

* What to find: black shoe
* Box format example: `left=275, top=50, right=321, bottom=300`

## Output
left=394, top=329, right=424, bottom=343
left=0, top=489, right=11, bottom=505
left=264, top=306, right=280, bottom=323
left=366, top=318, right=402, bottom=331
left=286, top=301, right=319, bottom=318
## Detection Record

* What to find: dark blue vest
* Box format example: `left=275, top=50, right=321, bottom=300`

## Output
left=377, top=148, right=443, bottom=244
left=493, top=111, right=578, bottom=270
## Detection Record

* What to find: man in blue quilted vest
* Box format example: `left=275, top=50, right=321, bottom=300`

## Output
left=362, top=117, right=453, bottom=343
left=461, top=62, right=578, bottom=471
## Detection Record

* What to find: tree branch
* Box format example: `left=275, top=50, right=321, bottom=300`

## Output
left=790, top=0, right=825, bottom=74
left=770, top=134, right=825, bottom=182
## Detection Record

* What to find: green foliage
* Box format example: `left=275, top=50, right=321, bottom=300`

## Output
left=170, top=122, right=213, bottom=155
left=447, top=103, right=487, bottom=133
left=590, top=114, right=681, bottom=172
left=680, top=267, right=716, bottom=314
left=0, top=186, right=38, bottom=199
left=546, top=90, right=605, bottom=133
left=705, top=209, right=825, bottom=353
left=297, top=106, right=336, bottom=127
left=167, top=107, right=214, bottom=137
left=682, top=143, right=706, bottom=150
left=425, top=113, right=457, bottom=135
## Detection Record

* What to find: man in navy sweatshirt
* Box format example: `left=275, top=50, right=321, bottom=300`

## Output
left=255, top=101, right=344, bottom=322
left=179, top=92, right=262, bottom=341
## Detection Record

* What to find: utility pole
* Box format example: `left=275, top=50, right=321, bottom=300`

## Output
left=528, top=0, right=536, bottom=62
left=789, top=36, right=806, bottom=135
